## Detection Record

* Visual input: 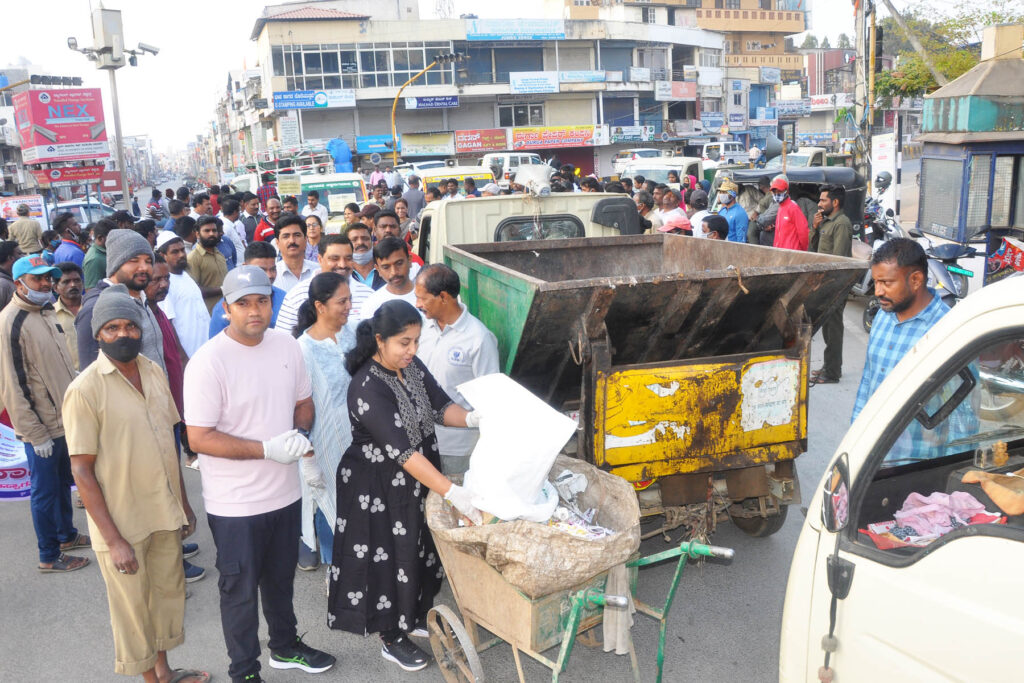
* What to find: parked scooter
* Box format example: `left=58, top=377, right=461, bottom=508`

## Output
left=908, top=226, right=983, bottom=299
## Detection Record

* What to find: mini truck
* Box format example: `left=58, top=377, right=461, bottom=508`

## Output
left=445, top=235, right=866, bottom=537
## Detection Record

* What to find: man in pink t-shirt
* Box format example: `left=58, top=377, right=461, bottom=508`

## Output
left=184, top=266, right=336, bottom=681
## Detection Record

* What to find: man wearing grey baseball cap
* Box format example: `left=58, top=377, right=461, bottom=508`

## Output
left=64, top=285, right=208, bottom=681
left=184, top=265, right=336, bottom=681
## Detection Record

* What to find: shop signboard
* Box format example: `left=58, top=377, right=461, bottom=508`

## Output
left=628, top=67, right=651, bottom=82
left=654, top=81, right=697, bottom=102
left=700, top=112, right=726, bottom=134
left=775, top=98, right=812, bottom=118
left=760, top=67, right=781, bottom=84
left=509, top=72, right=559, bottom=94
left=272, top=89, right=356, bottom=110
left=13, top=88, right=109, bottom=164
left=279, top=115, right=301, bottom=148
left=404, top=96, right=460, bottom=110
left=28, top=165, right=105, bottom=188
left=402, top=132, right=455, bottom=157
left=465, top=18, right=565, bottom=41
left=511, top=125, right=599, bottom=150
left=728, top=112, right=747, bottom=130
left=683, top=66, right=698, bottom=81
left=454, top=128, right=508, bottom=154
left=610, top=125, right=656, bottom=143
left=356, top=134, right=401, bottom=154
left=559, top=71, right=606, bottom=83
left=0, top=194, right=46, bottom=222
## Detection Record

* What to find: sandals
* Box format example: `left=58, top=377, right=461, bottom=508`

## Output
left=38, top=553, right=90, bottom=573
left=809, top=374, right=840, bottom=386
left=60, top=533, right=91, bottom=551
left=168, top=668, right=211, bottom=683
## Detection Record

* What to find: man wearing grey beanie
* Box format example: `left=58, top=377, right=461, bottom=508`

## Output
left=75, top=229, right=166, bottom=371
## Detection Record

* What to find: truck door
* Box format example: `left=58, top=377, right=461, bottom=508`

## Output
left=810, top=326, right=1024, bottom=681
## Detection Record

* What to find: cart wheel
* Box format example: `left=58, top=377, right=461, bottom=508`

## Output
left=427, top=605, right=485, bottom=683
left=729, top=505, right=788, bottom=537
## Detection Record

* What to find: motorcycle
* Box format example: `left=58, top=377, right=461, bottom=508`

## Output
left=909, top=226, right=984, bottom=299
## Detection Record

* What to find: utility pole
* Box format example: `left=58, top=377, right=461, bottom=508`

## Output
left=854, top=0, right=869, bottom=180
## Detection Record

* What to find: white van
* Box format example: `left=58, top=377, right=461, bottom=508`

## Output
left=701, top=141, right=746, bottom=168
left=479, top=152, right=544, bottom=189
left=779, top=277, right=1024, bottom=681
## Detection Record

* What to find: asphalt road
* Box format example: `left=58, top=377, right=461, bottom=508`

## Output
left=0, top=299, right=873, bottom=683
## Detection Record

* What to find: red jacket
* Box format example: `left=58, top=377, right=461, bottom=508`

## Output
left=773, top=198, right=809, bottom=251
left=255, top=217, right=276, bottom=242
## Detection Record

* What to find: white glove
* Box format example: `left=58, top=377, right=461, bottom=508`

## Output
left=464, top=410, right=482, bottom=429
left=300, top=455, right=326, bottom=489
left=263, top=429, right=311, bottom=464
left=444, top=484, right=483, bottom=525
left=33, top=439, right=54, bottom=458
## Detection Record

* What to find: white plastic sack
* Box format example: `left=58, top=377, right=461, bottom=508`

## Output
left=460, top=374, right=577, bottom=522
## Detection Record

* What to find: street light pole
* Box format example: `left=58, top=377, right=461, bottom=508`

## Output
left=106, top=68, right=130, bottom=208
left=390, top=53, right=468, bottom=167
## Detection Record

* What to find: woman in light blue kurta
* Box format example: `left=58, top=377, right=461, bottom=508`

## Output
left=294, top=272, right=356, bottom=565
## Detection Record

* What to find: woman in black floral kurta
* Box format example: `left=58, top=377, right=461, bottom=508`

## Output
left=328, top=299, right=483, bottom=672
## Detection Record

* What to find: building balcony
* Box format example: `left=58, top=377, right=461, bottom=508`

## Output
left=724, top=53, right=804, bottom=68
left=696, top=8, right=805, bottom=34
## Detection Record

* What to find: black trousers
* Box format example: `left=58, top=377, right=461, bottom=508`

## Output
left=208, top=499, right=301, bottom=682
left=821, top=302, right=846, bottom=380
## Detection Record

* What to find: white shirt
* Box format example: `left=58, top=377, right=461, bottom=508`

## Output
left=690, top=209, right=711, bottom=238
left=275, top=274, right=374, bottom=334
left=274, top=259, right=318, bottom=294
left=301, top=203, right=329, bottom=225
left=218, top=214, right=246, bottom=262
left=160, top=270, right=211, bottom=358
left=359, top=284, right=419, bottom=322
left=417, top=304, right=500, bottom=457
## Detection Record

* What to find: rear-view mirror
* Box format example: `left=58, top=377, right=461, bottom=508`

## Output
left=822, top=454, right=850, bottom=533
left=885, top=208, right=894, bottom=217
left=909, top=227, right=924, bottom=238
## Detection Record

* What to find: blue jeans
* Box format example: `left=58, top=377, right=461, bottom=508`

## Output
left=25, top=437, right=78, bottom=563
left=314, top=508, right=333, bottom=566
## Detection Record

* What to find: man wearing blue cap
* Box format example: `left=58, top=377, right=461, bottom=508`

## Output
left=0, top=255, right=90, bottom=573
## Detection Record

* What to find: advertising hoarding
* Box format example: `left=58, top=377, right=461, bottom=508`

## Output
left=509, top=72, right=559, bottom=95
left=700, top=112, right=726, bottom=134
left=356, top=135, right=401, bottom=154
left=610, top=125, right=656, bottom=143
left=404, top=96, right=460, bottom=110
left=559, top=71, right=606, bottom=83
left=28, top=165, right=105, bottom=188
left=13, top=88, right=109, bottom=164
left=465, top=18, right=565, bottom=41
left=654, top=81, right=697, bottom=102
left=272, top=89, right=356, bottom=110
left=629, top=67, right=651, bottom=82
left=454, top=129, right=508, bottom=154
left=511, top=125, right=599, bottom=150
left=402, top=132, right=455, bottom=157
left=0, top=195, right=46, bottom=222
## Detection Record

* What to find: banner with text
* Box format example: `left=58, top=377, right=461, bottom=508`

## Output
left=356, top=135, right=401, bottom=155
left=272, top=89, right=356, bottom=110
left=0, top=194, right=45, bottom=222
left=610, top=125, right=656, bottom=143
left=402, top=132, right=455, bottom=157
left=404, top=96, right=460, bottom=110
left=454, top=128, right=508, bottom=154
left=511, top=125, right=600, bottom=150
left=559, top=71, right=606, bottom=83
left=654, top=81, right=697, bottom=102
left=29, top=165, right=105, bottom=188
left=13, top=88, right=109, bottom=164
left=509, top=72, right=559, bottom=94
left=0, top=423, right=30, bottom=500
left=466, top=18, right=565, bottom=41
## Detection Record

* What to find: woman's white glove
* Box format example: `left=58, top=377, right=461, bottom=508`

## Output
left=300, top=455, right=325, bottom=489
left=444, top=484, right=483, bottom=525
left=464, top=410, right=483, bottom=429
left=263, top=429, right=311, bottom=464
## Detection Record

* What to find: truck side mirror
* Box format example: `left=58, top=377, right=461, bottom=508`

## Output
left=908, top=227, right=924, bottom=238
left=821, top=454, right=850, bottom=533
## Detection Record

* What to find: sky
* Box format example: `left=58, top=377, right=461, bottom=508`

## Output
left=1, top=1, right=865, bottom=154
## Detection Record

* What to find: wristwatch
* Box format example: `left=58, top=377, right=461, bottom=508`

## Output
left=296, top=428, right=311, bottom=439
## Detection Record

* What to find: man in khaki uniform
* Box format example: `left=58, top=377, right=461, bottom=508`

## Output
left=185, top=216, right=227, bottom=313
left=53, top=262, right=84, bottom=371
left=8, top=204, right=43, bottom=254
left=65, top=285, right=208, bottom=682
left=810, top=184, right=854, bottom=385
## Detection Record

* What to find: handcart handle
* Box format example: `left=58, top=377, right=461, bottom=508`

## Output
left=695, top=543, right=735, bottom=561
left=627, top=541, right=736, bottom=568
left=579, top=588, right=629, bottom=609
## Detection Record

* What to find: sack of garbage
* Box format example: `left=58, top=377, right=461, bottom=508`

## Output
left=426, top=455, right=641, bottom=598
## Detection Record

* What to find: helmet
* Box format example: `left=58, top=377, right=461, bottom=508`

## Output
left=875, top=171, right=892, bottom=192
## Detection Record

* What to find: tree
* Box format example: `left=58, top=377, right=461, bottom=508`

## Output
left=821, top=37, right=832, bottom=49
left=800, top=34, right=819, bottom=49
left=837, top=33, right=852, bottom=49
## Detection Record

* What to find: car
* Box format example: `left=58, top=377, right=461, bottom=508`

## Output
left=700, top=141, right=747, bottom=168
left=612, top=148, right=663, bottom=177
left=618, top=157, right=704, bottom=188
left=479, top=152, right=545, bottom=189
left=49, top=200, right=119, bottom=227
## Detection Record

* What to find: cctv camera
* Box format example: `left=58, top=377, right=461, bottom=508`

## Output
left=67, top=37, right=78, bottom=50
left=138, top=42, right=160, bottom=55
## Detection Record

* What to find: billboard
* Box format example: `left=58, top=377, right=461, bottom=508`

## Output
left=654, top=81, right=697, bottom=102
left=700, top=112, right=726, bottom=134
left=454, top=128, right=508, bottom=154
left=511, top=125, right=600, bottom=150
left=509, top=72, right=559, bottom=95
left=272, top=89, right=356, bottom=110
left=28, top=165, right=105, bottom=188
left=356, top=135, right=400, bottom=155
left=465, top=18, right=565, bottom=41
left=13, top=88, right=109, bottom=164
left=0, top=194, right=46, bottom=222
left=559, top=71, right=606, bottom=83
left=404, top=96, right=460, bottom=110
left=402, top=132, right=455, bottom=157
left=629, top=67, right=651, bottom=82
left=610, top=125, right=656, bottom=143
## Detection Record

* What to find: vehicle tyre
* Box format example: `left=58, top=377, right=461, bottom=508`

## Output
left=729, top=504, right=788, bottom=537
left=427, top=605, right=484, bottom=683
left=862, top=298, right=880, bottom=332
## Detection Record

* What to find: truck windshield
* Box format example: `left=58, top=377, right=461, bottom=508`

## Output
left=495, top=215, right=584, bottom=242
left=624, top=167, right=680, bottom=183
left=766, top=154, right=810, bottom=168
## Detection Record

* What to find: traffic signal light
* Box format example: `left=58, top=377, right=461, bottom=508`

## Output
left=873, top=26, right=884, bottom=73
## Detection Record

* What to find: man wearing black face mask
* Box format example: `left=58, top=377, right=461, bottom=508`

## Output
left=65, top=285, right=207, bottom=682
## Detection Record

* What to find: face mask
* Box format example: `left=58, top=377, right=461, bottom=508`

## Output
left=352, top=250, right=374, bottom=265
left=49, top=239, right=61, bottom=249
left=717, top=193, right=730, bottom=205
left=20, top=285, right=52, bottom=307
left=773, top=192, right=787, bottom=203
left=99, top=336, right=142, bottom=363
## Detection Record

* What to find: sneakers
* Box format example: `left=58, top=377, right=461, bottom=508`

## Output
left=182, top=542, right=199, bottom=559
left=408, top=617, right=429, bottom=638
left=237, top=674, right=263, bottom=683
left=269, top=635, right=336, bottom=674
left=297, top=543, right=320, bottom=572
left=381, top=634, right=430, bottom=672
left=183, top=559, right=206, bottom=583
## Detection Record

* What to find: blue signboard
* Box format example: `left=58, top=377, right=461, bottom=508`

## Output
left=700, top=112, right=725, bottom=134
left=465, top=18, right=565, bottom=41
left=559, top=71, right=606, bottom=83
left=356, top=135, right=401, bottom=155
left=404, top=96, right=460, bottom=110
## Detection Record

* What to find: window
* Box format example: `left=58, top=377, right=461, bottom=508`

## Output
left=495, top=215, right=585, bottom=242
left=726, top=0, right=741, bottom=8
left=271, top=41, right=450, bottom=92
left=966, top=154, right=992, bottom=230
left=498, top=104, right=544, bottom=127
left=733, top=93, right=743, bottom=106
left=641, top=7, right=657, bottom=23
left=700, top=49, right=722, bottom=68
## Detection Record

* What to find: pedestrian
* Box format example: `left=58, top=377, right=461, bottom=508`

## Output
left=768, top=176, right=809, bottom=251
left=155, top=231, right=209, bottom=359
left=652, top=184, right=666, bottom=211
left=184, top=265, right=337, bottom=682
left=634, top=191, right=662, bottom=234
left=9, top=203, right=43, bottom=254
left=479, top=183, right=500, bottom=197
left=369, top=164, right=385, bottom=188
left=304, top=215, right=323, bottom=262
left=444, top=178, right=463, bottom=199
left=748, top=176, right=774, bottom=244
left=148, top=188, right=165, bottom=219
left=274, top=215, right=318, bottom=294
left=131, top=194, right=142, bottom=217
left=394, top=199, right=418, bottom=244
left=257, top=173, right=278, bottom=213
left=277, top=234, right=372, bottom=333
left=688, top=189, right=711, bottom=238
left=76, top=229, right=166, bottom=372
left=209, top=185, right=221, bottom=216
left=176, top=186, right=191, bottom=207
left=218, top=198, right=247, bottom=266
left=64, top=285, right=210, bottom=683
left=53, top=262, right=84, bottom=371
left=41, top=230, right=60, bottom=264
left=186, top=216, right=228, bottom=313
left=365, top=184, right=387, bottom=210
left=0, top=255, right=89, bottom=573
left=414, top=264, right=499, bottom=475
left=346, top=223, right=385, bottom=291
left=698, top=214, right=730, bottom=240
left=293, top=272, right=356, bottom=569
left=208, top=241, right=288, bottom=336
left=383, top=165, right=402, bottom=189
left=657, top=214, right=693, bottom=236
left=374, top=210, right=423, bottom=268
left=161, top=188, right=173, bottom=218
left=343, top=203, right=361, bottom=228
left=188, top=194, right=211, bottom=220
left=659, top=189, right=686, bottom=221
left=401, top=176, right=425, bottom=219
left=301, top=190, right=329, bottom=226
left=239, top=192, right=262, bottom=243
left=82, top=219, right=117, bottom=289
left=112, top=210, right=136, bottom=231
left=358, top=204, right=380, bottom=235
left=810, top=185, right=854, bottom=386
left=359, top=237, right=418, bottom=321
left=621, top=177, right=634, bottom=197
left=463, top=177, right=480, bottom=198
left=52, top=213, right=87, bottom=267
left=0, top=240, right=24, bottom=311
left=715, top=179, right=749, bottom=243
left=282, top=195, right=300, bottom=216
left=132, top=219, right=159, bottom=248
left=328, top=299, right=482, bottom=671
left=254, top=198, right=282, bottom=243
left=163, top=199, right=187, bottom=232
